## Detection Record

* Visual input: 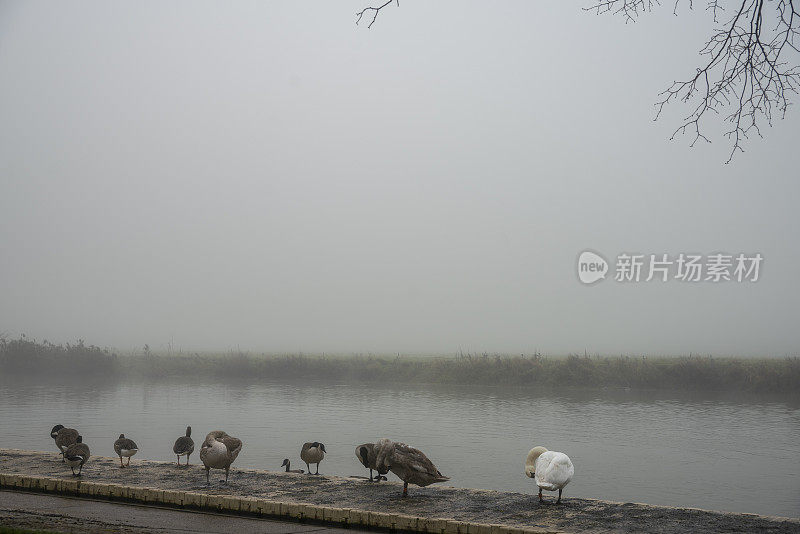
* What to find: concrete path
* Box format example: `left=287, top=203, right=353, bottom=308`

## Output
left=0, top=490, right=372, bottom=534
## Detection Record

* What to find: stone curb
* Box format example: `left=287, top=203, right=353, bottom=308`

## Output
left=0, top=473, right=562, bottom=534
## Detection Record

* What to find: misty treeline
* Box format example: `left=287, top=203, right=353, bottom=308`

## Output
left=1, top=336, right=798, bottom=393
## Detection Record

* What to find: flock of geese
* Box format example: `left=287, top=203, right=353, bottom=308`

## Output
left=50, top=424, right=574, bottom=501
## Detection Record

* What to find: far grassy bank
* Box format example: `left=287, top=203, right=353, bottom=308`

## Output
left=1, top=336, right=798, bottom=393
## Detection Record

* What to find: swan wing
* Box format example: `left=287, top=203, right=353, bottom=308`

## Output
left=536, top=451, right=573, bottom=490
left=391, top=442, right=449, bottom=484
left=221, top=436, right=242, bottom=461
left=373, top=438, right=395, bottom=472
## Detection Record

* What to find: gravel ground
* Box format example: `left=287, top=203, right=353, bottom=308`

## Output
left=1, top=449, right=798, bottom=534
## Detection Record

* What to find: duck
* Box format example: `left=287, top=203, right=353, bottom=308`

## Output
left=374, top=438, right=449, bottom=496
left=200, top=430, right=242, bottom=484
left=525, top=446, right=574, bottom=504
left=280, top=459, right=304, bottom=473
left=113, top=434, right=139, bottom=467
left=300, top=442, right=326, bottom=475
left=50, top=425, right=79, bottom=462
left=64, top=435, right=90, bottom=477
left=355, top=443, right=388, bottom=481
left=173, top=426, right=195, bottom=466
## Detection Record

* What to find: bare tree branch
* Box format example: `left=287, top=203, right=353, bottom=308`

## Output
left=356, top=0, right=399, bottom=29
left=587, top=0, right=800, bottom=163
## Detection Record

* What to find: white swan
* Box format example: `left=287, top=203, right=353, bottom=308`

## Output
left=525, top=446, right=574, bottom=504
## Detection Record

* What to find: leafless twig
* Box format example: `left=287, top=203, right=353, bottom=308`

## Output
left=587, top=0, right=800, bottom=162
left=356, top=0, right=399, bottom=29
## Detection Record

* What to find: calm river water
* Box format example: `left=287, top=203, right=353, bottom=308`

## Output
left=0, top=380, right=797, bottom=518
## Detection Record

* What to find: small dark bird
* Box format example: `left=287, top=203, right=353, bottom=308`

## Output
left=281, top=458, right=304, bottom=473
left=113, top=434, right=138, bottom=467
left=300, top=442, right=326, bottom=475
left=64, top=435, right=90, bottom=477
left=173, top=426, right=195, bottom=466
left=50, top=425, right=79, bottom=462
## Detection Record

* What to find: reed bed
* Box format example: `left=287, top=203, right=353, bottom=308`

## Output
left=1, top=336, right=797, bottom=393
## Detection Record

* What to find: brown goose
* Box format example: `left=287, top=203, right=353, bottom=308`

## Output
left=355, top=443, right=388, bottom=481
left=280, top=459, right=304, bottom=473
left=64, top=435, right=90, bottom=476
left=374, top=438, right=449, bottom=496
left=200, top=430, right=242, bottom=484
left=173, top=426, right=195, bottom=466
left=300, top=442, right=326, bottom=475
left=113, top=434, right=138, bottom=467
left=50, top=425, right=79, bottom=462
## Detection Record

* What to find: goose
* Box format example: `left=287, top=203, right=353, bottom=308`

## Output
left=173, top=426, right=195, bottom=466
left=374, top=438, right=449, bottom=496
left=200, top=430, right=242, bottom=484
left=355, top=443, right=388, bottom=482
left=280, top=459, right=304, bottom=473
left=50, top=425, right=79, bottom=462
left=525, top=446, right=574, bottom=504
left=300, top=442, right=326, bottom=475
left=113, top=434, right=139, bottom=467
left=64, top=435, right=90, bottom=477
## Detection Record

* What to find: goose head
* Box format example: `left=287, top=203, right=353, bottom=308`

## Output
left=281, top=458, right=290, bottom=468
left=185, top=426, right=192, bottom=437
left=525, top=446, right=548, bottom=478
left=76, top=435, right=83, bottom=444
left=51, top=425, right=64, bottom=438
left=118, top=433, right=126, bottom=440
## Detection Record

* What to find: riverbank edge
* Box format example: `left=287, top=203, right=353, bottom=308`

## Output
left=0, top=457, right=561, bottom=534
left=2, top=449, right=798, bottom=534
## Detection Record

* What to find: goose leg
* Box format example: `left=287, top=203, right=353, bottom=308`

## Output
left=205, top=467, right=210, bottom=485
left=225, top=466, right=230, bottom=484
left=402, top=482, right=408, bottom=497
left=186, top=453, right=190, bottom=466
left=538, top=488, right=544, bottom=503
left=368, top=469, right=374, bottom=482
left=119, top=456, right=124, bottom=468
left=177, top=455, right=181, bottom=466
left=70, top=466, right=75, bottom=476
left=77, top=464, right=83, bottom=477
left=315, top=463, right=320, bottom=475
left=127, top=456, right=131, bottom=467
left=556, top=489, right=562, bottom=504
left=305, top=462, right=310, bottom=474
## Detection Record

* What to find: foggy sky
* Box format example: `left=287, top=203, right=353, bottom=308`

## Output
left=1, top=1, right=798, bottom=356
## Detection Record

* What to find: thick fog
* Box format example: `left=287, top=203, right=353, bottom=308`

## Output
left=1, top=1, right=798, bottom=356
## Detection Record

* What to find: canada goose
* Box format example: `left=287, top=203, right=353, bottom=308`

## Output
left=113, top=434, right=138, bottom=467
left=50, top=425, right=79, bottom=462
left=374, top=438, right=449, bottom=496
left=525, top=446, right=574, bottom=504
left=280, top=459, right=304, bottom=473
left=355, top=443, right=388, bottom=481
left=173, top=426, right=195, bottom=466
left=64, top=435, right=90, bottom=476
left=200, top=430, right=242, bottom=484
left=300, top=442, right=326, bottom=475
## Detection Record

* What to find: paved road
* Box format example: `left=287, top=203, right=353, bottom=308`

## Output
left=0, top=490, right=373, bottom=534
